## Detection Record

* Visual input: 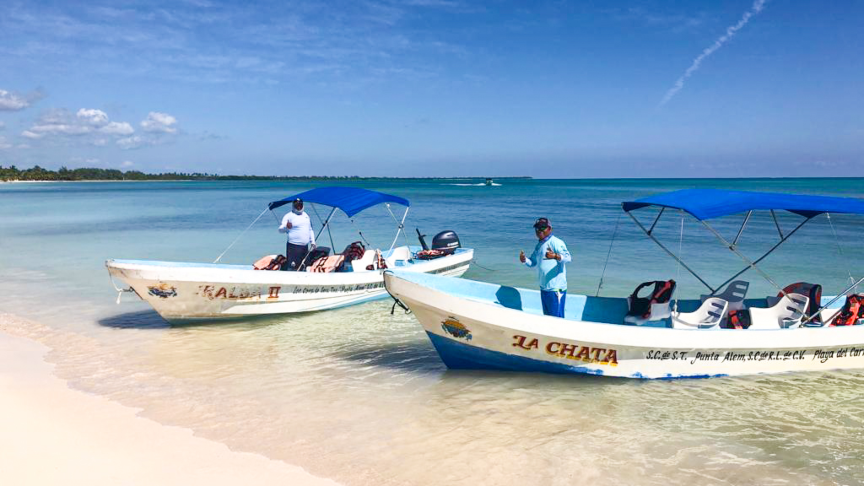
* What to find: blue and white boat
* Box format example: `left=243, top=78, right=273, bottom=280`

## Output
left=384, top=189, right=864, bottom=379
left=107, top=187, right=473, bottom=322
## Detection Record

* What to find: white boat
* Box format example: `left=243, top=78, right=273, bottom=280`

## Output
left=384, top=189, right=864, bottom=379
left=107, top=187, right=473, bottom=322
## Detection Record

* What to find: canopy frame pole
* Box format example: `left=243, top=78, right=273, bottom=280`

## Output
left=827, top=213, right=856, bottom=285
left=625, top=210, right=715, bottom=293
left=595, top=212, right=622, bottom=297
left=386, top=205, right=410, bottom=253
left=310, top=205, right=337, bottom=250
left=298, top=206, right=337, bottom=271
left=770, top=210, right=784, bottom=239
left=648, top=207, right=665, bottom=235
left=213, top=207, right=270, bottom=263
left=732, top=210, right=752, bottom=248
left=711, top=217, right=811, bottom=295
left=320, top=207, right=337, bottom=249
left=700, top=220, right=792, bottom=299
left=801, top=276, right=864, bottom=327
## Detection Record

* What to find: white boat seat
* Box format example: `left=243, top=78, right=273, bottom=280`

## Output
left=350, top=250, right=376, bottom=272
left=672, top=298, right=728, bottom=329
left=623, top=302, right=673, bottom=325
left=748, top=293, right=809, bottom=329
left=701, top=280, right=749, bottom=311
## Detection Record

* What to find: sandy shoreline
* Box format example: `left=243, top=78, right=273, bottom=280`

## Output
left=0, top=318, right=340, bottom=486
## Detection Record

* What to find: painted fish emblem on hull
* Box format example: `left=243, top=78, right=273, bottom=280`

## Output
left=441, top=317, right=472, bottom=341
left=148, top=283, right=178, bottom=299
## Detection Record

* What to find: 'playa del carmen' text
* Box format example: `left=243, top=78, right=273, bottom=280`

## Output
left=646, top=347, right=864, bottom=365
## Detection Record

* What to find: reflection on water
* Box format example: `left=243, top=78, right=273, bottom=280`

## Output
left=2, top=180, right=864, bottom=485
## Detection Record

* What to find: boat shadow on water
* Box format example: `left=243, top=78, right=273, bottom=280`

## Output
left=97, top=309, right=300, bottom=330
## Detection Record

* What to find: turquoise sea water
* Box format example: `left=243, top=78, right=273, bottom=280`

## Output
left=2, top=178, right=864, bottom=485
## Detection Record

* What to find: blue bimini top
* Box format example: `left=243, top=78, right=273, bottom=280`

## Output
left=268, top=187, right=410, bottom=217
left=622, top=189, right=864, bottom=221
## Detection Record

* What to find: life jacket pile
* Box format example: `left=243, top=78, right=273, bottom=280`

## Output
left=253, top=254, right=287, bottom=271
left=627, top=280, right=676, bottom=319
left=831, top=294, right=864, bottom=326
left=337, top=241, right=366, bottom=272
left=778, top=282, right=822, bottom=323
left=416, top=249, right=447, bottom=260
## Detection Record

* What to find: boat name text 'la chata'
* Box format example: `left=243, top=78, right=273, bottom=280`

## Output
left=512, top=335, right=619, bottom=366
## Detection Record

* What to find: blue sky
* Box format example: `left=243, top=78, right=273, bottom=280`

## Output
left=0, top=0, right=862, bottom=177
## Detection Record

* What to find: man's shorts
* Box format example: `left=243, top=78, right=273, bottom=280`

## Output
left=540, top=289, right=567, bottom=318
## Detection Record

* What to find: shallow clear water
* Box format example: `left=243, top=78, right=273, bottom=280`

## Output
left=2, top=179, right=864, bottom=485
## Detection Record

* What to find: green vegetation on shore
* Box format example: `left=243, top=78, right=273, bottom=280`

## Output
left=0, top=165, right=531, bottom=182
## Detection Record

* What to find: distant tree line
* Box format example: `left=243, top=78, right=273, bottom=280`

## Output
left=0, top=165, right=531, bottom=182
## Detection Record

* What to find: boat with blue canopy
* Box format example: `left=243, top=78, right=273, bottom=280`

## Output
left=107, top=186, right=473, bottom=322
left=384, top=189, right=864, bottom=379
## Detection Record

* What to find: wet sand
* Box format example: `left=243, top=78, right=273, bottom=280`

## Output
left=0, top=319, right=340, bottom=486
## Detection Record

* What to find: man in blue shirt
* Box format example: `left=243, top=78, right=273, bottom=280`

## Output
left=519, top=217, right=572, bottom=317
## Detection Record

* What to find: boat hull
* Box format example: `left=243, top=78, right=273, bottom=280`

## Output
left=107, top=249, right=472, bottom=322
left=384, top=272, right=864, bottom=379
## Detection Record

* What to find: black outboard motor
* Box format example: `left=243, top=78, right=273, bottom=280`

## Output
left=431, top=230, right=461, bottom=254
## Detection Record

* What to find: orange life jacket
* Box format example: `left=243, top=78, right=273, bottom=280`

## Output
left=831, top=294, right=864, bottom=327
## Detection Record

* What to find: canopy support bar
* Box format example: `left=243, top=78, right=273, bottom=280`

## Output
left=770, top=210, right=784, bottom=239
left=711, top=217, right=811, bottom=295
left=648, top=207, right=665, bottom=235
left=802, top=276, right=864, bottom=327
left=701, top=220, right=795, bottom=299
left=626, top=211, right=715, bottom=293
left=386, top=205, right=410, bottom=253
left=732, top=211, right=752, bottom=248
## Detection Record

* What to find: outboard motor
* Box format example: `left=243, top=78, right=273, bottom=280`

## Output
left=431, top=230, right=461, bottom=254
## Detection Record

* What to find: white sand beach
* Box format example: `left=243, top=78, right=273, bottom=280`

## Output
left=0, top=324, right=340, bottom=486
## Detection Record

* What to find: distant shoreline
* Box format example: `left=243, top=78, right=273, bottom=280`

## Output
left=0, top=166, right=533, bottom=183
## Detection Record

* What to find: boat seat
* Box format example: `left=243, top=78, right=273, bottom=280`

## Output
left=623, top=302, right=674, bottom=325
left=351, top=249, right=376, bottom=272
left=306, top=255, right=345, bottom=273
left=701, top=280, right=749, bottom=312
left=672, top=298, right=728, bottom=329
left=748, top=293, right=809, bottom=329
left=624, top=280, right=676, bottom=325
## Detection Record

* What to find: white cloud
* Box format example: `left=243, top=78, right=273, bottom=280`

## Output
left=0, top=121, right=5, bottom=130
left=24, top=108, right=139, bottom=144
left=117, top=135, right=144, bottom=149
left=99, top=121, right=134, bottom=135
left=141, top=112, right=178, bottom=133
left=0, top=136, right=12, bottom=149
left=0, top=90, right=30, bottom=111
left=21, top=130, right=44, bottom=139
left=77, top=108, right=109, bottom=126
left=31, top=123, right=92, bottom=135
left=121, top=160, right=135, bottom=167
left=660, top=0, right=768, bottom=106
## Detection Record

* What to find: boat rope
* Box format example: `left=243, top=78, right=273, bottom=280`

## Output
left=108, top=274, right=136, bottom=304
left=827, top=213, right=856, bottom=286
left=595, top=212, right=622, bottom=297
left=471, top=260, right=497, bottom=272
left=384, top=282, right=412, bottom=315
left=213, top=207, right=269, bottom=263
left=673, top=214, right=684, bottom=313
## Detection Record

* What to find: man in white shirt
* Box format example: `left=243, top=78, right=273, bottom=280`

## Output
left=278, top=198, right=316, bottom=271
